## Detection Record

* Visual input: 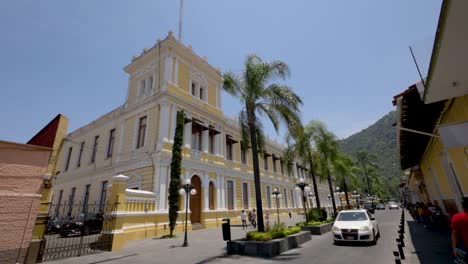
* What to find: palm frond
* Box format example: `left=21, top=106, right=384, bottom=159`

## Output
left=222, top=72, right=244, bottom=99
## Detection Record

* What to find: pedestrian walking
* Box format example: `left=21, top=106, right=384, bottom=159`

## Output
left=288, top=209, right=292, bottom=219
left=451, top=197, right=468, bottom=262
left=241, top=210, right=247, bottom=229
left=252, top=209, right=257, bottom=228
left=248, top=211, right=253, bottom=228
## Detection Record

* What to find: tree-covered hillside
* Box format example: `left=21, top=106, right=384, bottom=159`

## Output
left=339, top=111, right=401, bottom=198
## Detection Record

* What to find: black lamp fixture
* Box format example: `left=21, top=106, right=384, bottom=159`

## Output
left=296, top=178, right=311, bottom=222
left=179, top=179, right=196, bottom=247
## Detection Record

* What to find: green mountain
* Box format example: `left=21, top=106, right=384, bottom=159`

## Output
left=339, top=111, right=401, bottom=198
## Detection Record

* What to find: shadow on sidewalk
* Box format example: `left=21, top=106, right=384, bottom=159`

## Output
left=407, top=220, right=453, bottom=263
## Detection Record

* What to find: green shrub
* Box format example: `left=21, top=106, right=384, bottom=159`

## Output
left=246, top=231, right=272, bottom=241
left=307, top=208, right=327, bottom=222
left=246, top=224, right=301, bottom=241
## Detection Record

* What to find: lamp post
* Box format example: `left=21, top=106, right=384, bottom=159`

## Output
left=179, top=179, right=196, bottom=247
left=335, top=187, right=341, bottom=210
left=308, top=193, right=315, bottom=209
left=295, top=178, right=311, bottom=222
left=271, top=188, right=281, bottom=224
left=352, top=191, right=360, bottom=209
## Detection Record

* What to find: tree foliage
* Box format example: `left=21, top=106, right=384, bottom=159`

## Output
left=339, top=111, right=400, bottom=199
left=168, top=110, right=184, bottom=236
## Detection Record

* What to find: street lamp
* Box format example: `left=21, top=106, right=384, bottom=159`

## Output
left=179, top=179, right=196, bottom=247
left=308, top=193, right=315, bottom=208
left=352, top=191, right=360, bottom=209
left=295, top=178, right=311, bottom=222
left=327, top=194, right=332, bottom=216
left=271, top=188, right=282, bottom=224
left=335, top=187, right=341, bottom=209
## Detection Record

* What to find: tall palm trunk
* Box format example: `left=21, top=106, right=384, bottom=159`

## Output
left=327, top=172, right=337, bottom=216
left=307, top=150, right=320, bottom=208
left=247, top=110, right=265, bottom=232
left=343, top=178, right=350, bottom=208
left=361, top=160, right=372, bottom=195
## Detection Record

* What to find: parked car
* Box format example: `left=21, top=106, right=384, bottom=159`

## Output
left=332, top=209, right=380, bottom=244
left=376, top=203, right=385, bottom=210
left=363, top=202, right=375, bottom=214
left=45, top=217, right=67, bottom=235
left=58, top=213, right=103, bottom=237
left=388, top=201, right=399, bottom=210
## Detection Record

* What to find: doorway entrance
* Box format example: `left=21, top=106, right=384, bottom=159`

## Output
left=190, top=175, right=202, bottom=223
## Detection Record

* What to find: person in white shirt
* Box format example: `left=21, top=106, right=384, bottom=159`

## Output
left=241, top=210, right=247, bottom=229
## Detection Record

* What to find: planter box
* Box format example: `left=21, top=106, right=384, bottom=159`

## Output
left=228, top=231, right=311, bottom=258
left=301, top=222, right=334, bottom=235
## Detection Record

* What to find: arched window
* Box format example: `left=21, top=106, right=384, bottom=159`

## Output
left=209, top=182, right=215, bottom=210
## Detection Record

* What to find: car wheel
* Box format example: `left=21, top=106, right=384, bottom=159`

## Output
left=371, top=230, right=377, bottom=245
left=82, top=227, right=90, bottom=236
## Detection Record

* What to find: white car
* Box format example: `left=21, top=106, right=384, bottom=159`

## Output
left=332, top=209, right=380, bottom=244
left=388, top=202, right=399, bottom=210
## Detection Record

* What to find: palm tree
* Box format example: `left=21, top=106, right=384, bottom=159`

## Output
left=307, top=121, right=339, bottom=216
left=332, top=153, right=358, bottom=209
left=223, top=55, right=303, bottom=232
left=356, top=150, right=377, bottom=196
left=283, top=127, right=322, bottom=209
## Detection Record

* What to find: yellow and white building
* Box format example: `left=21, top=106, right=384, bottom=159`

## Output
left=395, top=0, right=468, bottom=218
left=53, top=31, right=330, bottom=246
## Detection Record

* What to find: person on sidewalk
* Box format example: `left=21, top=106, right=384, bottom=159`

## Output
left=451, top=197, right=468, bottom=261
left=248, top=211, right=253, bottom=228
left=251, top=209, right=257, bottom=229
left=288, top=209, right=292, bottom=219
left=241, top=210, right=247, bottom=229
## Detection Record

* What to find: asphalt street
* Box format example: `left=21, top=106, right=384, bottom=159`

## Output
left=213, top=208, right=403, bottom=264
left=46, top=209, right=405, bottom=264
left=281, top=208, right=402, bottom=264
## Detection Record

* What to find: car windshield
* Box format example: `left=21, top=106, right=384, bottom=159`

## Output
left=363, top=203, right=372, bottom=208
left=337, top=212, right=368, bottom=221
left=389, top=202, right=397, bottom=205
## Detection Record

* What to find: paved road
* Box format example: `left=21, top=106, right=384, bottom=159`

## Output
left=213, top=209, right=403, bottom=264
left=46, top=210, right=405, bottom=264
left=283, top=209, right=402, bottom=264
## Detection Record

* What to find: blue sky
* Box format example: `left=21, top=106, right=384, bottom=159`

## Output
left=0, top=0, right=441, bottom=143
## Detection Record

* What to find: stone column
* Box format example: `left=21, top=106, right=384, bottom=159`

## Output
left=169, top=106, right=177, bottom=142
left=204, top=174, right=210, bottom=210
left=183, top=121, right=192, bottom=149
left=158, top=166, right=168, bottom=211
left=219, top=174, right=225, bottom=209
left=202, top=129, right=209, bottom=153
left=216, top=174, right=221, bottom=209
left=105, top=175, right=129, bottom=251
left=159, top=103, right=170, bottom=143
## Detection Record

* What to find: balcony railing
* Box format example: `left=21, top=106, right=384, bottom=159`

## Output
left=191, top=149, right=202, bottom=160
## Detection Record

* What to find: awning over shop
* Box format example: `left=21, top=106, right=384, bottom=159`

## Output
left=394, top=85, right=446, bottom=170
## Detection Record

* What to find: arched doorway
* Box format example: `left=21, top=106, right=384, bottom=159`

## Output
left=190, top=175, right=202, bottom=224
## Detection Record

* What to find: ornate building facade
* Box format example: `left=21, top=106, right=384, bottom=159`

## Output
left=53, top=32, right=331, bottom=231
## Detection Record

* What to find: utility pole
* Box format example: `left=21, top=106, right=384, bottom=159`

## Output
left=178, top=0, right=184, bottom=41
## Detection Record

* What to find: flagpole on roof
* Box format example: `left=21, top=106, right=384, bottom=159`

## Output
left=179, top=0, right=184, bottom=41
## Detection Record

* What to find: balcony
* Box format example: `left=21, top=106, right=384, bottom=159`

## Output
left=191, top=149, right=202, bottom=160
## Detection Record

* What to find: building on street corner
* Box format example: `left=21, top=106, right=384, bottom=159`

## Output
left=51, top=31, right=331, bottom=250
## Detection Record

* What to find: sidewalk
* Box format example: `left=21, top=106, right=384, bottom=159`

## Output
left=46, top=214, right=306, bottom=264
left=403, top=210, right=454, bottom=263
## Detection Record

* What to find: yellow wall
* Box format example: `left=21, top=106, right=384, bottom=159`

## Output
left=177, top=60, right=190, bottom=92
left=420, top=140, right=452, bottom=196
